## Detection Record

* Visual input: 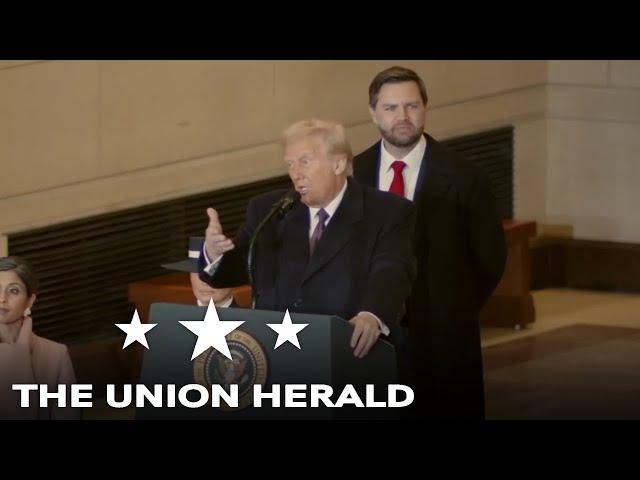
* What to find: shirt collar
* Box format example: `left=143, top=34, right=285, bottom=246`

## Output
left=309, top=179, right=348, bottom=221
left=380, top=134, right=426, bottom=173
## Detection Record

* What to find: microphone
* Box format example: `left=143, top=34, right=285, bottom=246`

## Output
left=247, top=190, right=300, bottom=307
left=273, top=189, right=299, bottom=217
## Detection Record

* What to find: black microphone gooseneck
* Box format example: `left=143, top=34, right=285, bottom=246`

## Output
left=247, top=190, right=300, bottom=308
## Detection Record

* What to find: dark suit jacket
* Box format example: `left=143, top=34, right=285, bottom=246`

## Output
left=354, top=134, right=507, bottom=419
left=199, top=178, right=417, bottom=329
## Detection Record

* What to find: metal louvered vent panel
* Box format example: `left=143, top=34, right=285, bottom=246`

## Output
left=441, top=126, right=513, bottom=219
left=8, top=175, right=291, bottom=344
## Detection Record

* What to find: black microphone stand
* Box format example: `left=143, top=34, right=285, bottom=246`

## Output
left=247, top=191, right=298, bottom=308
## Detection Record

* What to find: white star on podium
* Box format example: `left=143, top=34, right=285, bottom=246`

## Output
left=180, top=299, right=244, bottom=360
left=267, top=309, right=309, bottom=350
left=115, top=309, right=157, bottom=349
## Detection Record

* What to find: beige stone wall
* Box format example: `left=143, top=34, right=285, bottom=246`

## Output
left=546, top=61, right=640, bottom=242
left=0, top=60, right=545, bottom=234
left=2, top=60, right=637, bottom=243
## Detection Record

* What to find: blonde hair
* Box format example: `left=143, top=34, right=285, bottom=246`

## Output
left=281, top=119, right=353, bottom=173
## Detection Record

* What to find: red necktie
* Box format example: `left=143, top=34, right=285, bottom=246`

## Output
left=389, top=160, right=407, bottom=197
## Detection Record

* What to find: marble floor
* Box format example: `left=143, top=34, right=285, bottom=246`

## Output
left=482, top=288, right=640, bottom=419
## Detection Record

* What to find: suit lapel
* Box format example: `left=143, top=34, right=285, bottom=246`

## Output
left=415, top=134, right=453, bottom=202
left=302, top=179, right=363, bottom=283
left=355, top=134, right=454, bottom=250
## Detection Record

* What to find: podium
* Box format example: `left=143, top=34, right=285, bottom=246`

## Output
left=136, top=303, right=400, bottom=420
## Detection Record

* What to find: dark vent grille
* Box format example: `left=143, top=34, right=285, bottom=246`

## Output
left=441, top=126, right=513, bottom=219
left=8, top=175, right=290, bottom=344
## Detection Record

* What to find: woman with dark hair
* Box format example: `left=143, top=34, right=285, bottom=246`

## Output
left=0, top=256, right=79, bottom=419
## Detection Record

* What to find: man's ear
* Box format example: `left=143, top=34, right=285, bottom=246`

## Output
left=334, top=154, right=348, bottom=175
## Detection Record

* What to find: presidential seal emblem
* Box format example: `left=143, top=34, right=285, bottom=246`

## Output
left=193, top=329, right=269, bottom=411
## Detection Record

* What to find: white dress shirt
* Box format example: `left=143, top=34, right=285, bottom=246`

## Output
left=307, top=180, right=347, bottom=237
left=378, top=135, right=426, bottom=201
